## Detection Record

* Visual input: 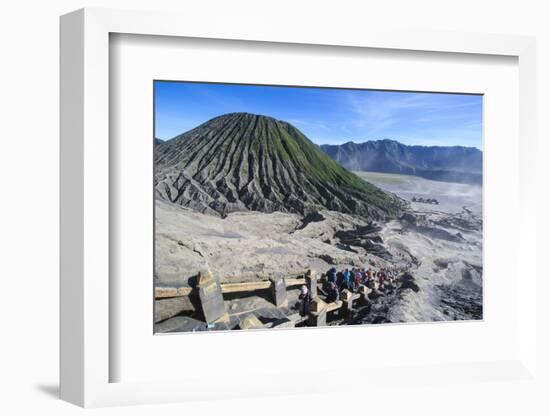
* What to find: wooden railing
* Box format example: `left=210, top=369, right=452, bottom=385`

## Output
left=155, top=277, right=307, bottom=298
left=155, top=269, right=374, bottom=329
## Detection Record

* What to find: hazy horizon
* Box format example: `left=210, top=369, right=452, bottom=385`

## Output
left=155, top=81, right=483, bottom=150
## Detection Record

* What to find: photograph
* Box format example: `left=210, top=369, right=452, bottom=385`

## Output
left=153, top=81, right=483, bottom=333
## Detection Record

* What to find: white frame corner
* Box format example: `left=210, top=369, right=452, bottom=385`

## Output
left=60, top=7, right=537, bottom=407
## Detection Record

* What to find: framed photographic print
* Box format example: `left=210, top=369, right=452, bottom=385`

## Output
left=153, top=81, right=484, bottom=334
left=60, top=7, right=538, bottom=408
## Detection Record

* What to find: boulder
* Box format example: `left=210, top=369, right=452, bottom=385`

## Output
left=295, top=211, right=325, bottom=230
left=155, top=316, right=207, bottom=333
left=400, top=212, right=417, bottom=225
left=154, top=297, right=195, bottom=323
left=398, top=273, right=420, bottom=293
left=238, top=314, right=264, bottom=330
left=267, top=318, right=295, bottom=329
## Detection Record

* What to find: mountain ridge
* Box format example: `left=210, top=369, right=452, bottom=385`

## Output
left=321, top=139, right=482, bottom=185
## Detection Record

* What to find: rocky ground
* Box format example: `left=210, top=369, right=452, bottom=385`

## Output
left=155, top=199, right=394, bottom=285
left=155, top=176, right=483, bottom=332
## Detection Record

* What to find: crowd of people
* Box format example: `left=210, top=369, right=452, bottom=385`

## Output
left=297, top=266, right=398, bottom=316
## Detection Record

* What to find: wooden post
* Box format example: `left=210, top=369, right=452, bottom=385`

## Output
left=270, top=276, right=288, bottom=307
left=340, top=289, right=354, bottom=317
left=308, top=298, right=327, bottom=326
left=197, top=269, right=228, bottom=324
left=305, top=269, right=318, bottom=299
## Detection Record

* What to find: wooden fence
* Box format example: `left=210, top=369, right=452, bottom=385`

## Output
left=155, top=269, right=374, bottom=329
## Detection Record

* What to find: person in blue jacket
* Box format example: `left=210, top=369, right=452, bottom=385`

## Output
left=344, top=268, right=351, bottom=290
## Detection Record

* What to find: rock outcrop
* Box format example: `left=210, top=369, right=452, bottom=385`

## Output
left=398, top=273, right=420, bottom=293
left=333, top=224, right=392, bottom=260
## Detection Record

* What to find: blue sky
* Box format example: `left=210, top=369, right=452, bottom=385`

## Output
left=155, top=81, right=483, bottom=149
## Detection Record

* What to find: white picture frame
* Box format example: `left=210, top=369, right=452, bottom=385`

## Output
left=60, top=7, right=538, bottom=408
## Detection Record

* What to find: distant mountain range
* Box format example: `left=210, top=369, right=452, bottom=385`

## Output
left=320, top=139, right=482, bottom=185
left=155, top=113, right=402, bottom=219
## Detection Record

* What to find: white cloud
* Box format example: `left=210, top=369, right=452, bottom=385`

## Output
left=342, top=91, right=482, bottom=147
